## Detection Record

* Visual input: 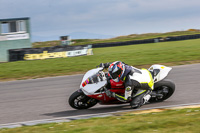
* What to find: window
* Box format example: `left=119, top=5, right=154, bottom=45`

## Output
left=1, top=20, right=26, bottom=34
left=1, top=22, right=9, bottom=33
left=10, top=21, right=17, bottom=32
left=18, top=21, right=26, bottom=32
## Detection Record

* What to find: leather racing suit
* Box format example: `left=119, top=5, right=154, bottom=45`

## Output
left=103, top=62, right=154, bottom=108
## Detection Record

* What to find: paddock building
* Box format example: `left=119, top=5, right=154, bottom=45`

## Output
left=0, top=17, right=31, bottom=62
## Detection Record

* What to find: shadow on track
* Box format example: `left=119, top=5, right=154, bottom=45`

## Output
left=43, top=104, right=132, bottom=118
left=42, top=101, right=167, bottom=118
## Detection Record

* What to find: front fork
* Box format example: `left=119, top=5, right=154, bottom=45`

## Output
left=77, top=89, right=83, bottom=93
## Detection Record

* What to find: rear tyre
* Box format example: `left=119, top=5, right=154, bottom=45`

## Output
left=149, top=79, right=175, bottom=102
left=68, top=90, right=98, bottom=109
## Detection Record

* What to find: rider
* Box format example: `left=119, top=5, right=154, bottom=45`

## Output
left=100, top=61, right=154, bottom=108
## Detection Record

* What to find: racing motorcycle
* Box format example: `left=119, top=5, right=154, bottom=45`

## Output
left=68, top=64, right=175, bottom=109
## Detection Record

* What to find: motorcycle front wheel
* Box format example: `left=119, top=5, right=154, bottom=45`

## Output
left=68, top=90, right=98, bottom=109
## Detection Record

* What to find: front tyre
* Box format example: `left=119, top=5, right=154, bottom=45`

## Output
left=68, top=90, right=98, bottom=109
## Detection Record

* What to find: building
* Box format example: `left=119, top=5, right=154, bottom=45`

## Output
left=60, top=35, right=72, bottom=45
left=0, top=17, right=31, bottom=62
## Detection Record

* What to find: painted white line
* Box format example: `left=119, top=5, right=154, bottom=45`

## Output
left=1, top=102, right=200, bottom=129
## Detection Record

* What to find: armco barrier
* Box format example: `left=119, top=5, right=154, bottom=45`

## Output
left=91, top=34, right=200, bottom=48
left=166, top=34, right=200, bottom=42
left=92, top=39, right=155, bottom=48
left=9, top=45, right=93, bottom=62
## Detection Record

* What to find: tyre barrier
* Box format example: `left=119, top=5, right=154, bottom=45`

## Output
left=91, top=34, right=200, bottom=48
left=9, top=45, right=93, bottom=62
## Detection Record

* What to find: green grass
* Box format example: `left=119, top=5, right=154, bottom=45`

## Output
left=32, top=30, right=200, bottom=47
left=33, top=40, right=60, bottom=48
left=0, top=38, right=200, bottom=81
left=1, top=107, right=200, bottom=133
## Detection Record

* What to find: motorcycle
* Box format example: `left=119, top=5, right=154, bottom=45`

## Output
left=68, top=64, right=175, bottom=109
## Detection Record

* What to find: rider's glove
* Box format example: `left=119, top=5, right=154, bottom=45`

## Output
left=104, top=63, right=110, bottom=68
left=99, top=63, right=105, bottom=68
left=98, top=63, right=110, bottom=68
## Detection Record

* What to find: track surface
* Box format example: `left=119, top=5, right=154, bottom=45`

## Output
left=0, top=63, right=200, bottom=124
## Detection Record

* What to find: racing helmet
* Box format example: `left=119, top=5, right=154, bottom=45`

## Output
left=108, top=61, right=125, bottom=82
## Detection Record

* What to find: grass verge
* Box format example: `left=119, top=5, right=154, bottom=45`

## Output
left=0, top=38, right=200, bottom=81
left=0, top=107, right=200, bottom=133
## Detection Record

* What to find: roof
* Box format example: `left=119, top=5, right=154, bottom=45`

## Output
left=0, top=17, right=30, bottom=22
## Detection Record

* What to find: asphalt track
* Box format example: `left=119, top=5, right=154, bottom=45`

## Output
left=0, top=63, right=200, bottom=125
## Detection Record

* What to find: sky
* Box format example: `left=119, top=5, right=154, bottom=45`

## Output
left=0, top=0, right=200, bottom=42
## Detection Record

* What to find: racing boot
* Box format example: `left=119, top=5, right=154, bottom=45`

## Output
left=143, top=94, right=151, bottom=104
left=130, top=90, right=151, bottom=109
left=130, top=94, right=145, bottom=109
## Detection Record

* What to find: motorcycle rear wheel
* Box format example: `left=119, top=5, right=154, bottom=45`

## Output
left=149, top=79, right=175, bottom=102
left=68, top=90, right=98, bottom=109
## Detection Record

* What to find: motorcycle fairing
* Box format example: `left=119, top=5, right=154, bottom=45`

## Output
left=87, top=88, right=125, bottom=103
left=82, top=80, right=107, bottom=95
left=80, top=67, right=104, bottom=87
left=80, top=67, right=107, bottom=95
left=148, top=64, right=172, bottom=83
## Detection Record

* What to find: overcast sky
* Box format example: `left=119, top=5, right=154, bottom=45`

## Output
left=0, top=0, right=200, bottom=41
